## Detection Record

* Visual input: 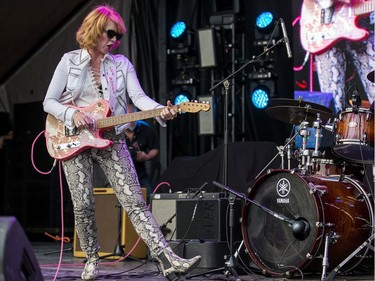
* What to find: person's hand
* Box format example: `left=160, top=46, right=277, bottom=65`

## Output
left=160, top=100, right=177, bottom=121
left=136, top=151, right=149, bottom=162
left=73, top=110, right=96, bottom=130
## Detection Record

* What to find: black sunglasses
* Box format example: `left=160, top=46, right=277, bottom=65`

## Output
left=104, top=29, right=123, bottom=41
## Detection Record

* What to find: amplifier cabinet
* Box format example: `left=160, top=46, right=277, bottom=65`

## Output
left=176, top=198, right=242, bottom=241
left=73, top=187, right=147, bottom=259
left=151, top=193, right=242, bottom=242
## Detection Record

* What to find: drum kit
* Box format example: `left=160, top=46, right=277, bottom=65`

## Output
left=241, top=96, right=374, bottom=279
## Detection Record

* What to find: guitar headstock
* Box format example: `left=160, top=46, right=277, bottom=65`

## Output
left=176, top=101, right=211, bottom=113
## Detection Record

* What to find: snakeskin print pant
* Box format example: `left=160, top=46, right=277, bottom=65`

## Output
left=315, top=27, right=374, bottom=112
left=62, top=131, right=167, bottom=257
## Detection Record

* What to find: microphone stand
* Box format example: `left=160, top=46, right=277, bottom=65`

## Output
left=209, top=38, right=286, bottom=187
left=213, top=180, right=312, bottom=243
left=186, top=179, right=306, bottom=281
left=99, top=202, right=125, bottom=259
left=186, top=190, right=242, bottom=281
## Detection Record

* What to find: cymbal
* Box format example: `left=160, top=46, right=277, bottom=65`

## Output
left=267, top=98, right=332, bottom=113
left=266, top=105, right=335, bottom=125
left=367, top=70, right=374, bottom=83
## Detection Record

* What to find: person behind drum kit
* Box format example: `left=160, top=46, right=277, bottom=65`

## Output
left=124, top=103, right=160, bottom=202
left=301, top=0, right=375, bottom=112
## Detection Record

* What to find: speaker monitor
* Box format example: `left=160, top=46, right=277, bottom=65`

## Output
left=73, top=188, right=147, bottom=259
left=197, top=28, right=217, bottom=68
left=198, top=96, right=216, bottom=135
left=0, top=216, right=44, bottom=281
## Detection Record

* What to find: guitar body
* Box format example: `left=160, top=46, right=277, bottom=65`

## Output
left=45, top=100, right=112, bottom=161
left=45, top=99, right=211, bottom=160
left=300, top=0, right=369, bottom=54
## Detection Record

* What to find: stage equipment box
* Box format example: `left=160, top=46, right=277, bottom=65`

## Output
left=73, top=187, right=147, bottom=259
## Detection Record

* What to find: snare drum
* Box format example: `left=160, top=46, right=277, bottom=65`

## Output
left=242, top=170, right=373, bottom=277
left=333, top=108, right=374, bottom=163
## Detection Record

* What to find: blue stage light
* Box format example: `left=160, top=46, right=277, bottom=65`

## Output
left=174, top=91, right=190, bottom=105
left=255, top=12, right=274, bottom=30
left=170, top=21, right=187, bottom=40
left=251, top=86, right=270, bottom=109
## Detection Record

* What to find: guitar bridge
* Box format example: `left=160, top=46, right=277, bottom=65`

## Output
left=55, top=141, right=81, bottom=151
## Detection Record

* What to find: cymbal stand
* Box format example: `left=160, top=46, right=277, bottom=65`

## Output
left=298, top=121, right=310, bottom=172
left=255, top=130, right=298, bottom=180
left=312, top=113, right=323, bottom=159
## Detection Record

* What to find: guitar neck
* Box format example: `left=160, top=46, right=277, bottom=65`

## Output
left=355, top=1, right=374, bottom=16
left=96, top=106, right=176, bottom=129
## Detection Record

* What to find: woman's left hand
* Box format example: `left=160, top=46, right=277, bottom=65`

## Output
left=160, top=100, right=177, bottom=120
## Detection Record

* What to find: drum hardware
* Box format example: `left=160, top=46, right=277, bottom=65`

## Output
left=255, top=132, right=299, bottom=180
left=325, top=233, right=375, bottom=281
left=321, top=234, right=330, bottom=281
left=312, top=113, right=323, bottom=158
left=277, top=145, right=286, bottom=169
left=315, top=222, right=335, bottom=228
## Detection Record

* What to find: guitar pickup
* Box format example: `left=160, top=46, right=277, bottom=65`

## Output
left=65, top=126, right=78, bottom=137
left=55, top=141, right=81, bottom=151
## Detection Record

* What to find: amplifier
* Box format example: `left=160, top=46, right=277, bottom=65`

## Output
left=176, top=197, right=242, bottom=241
left=151, top=193, right=241, bottom=242
left=73, top=187, right=147, bottom=259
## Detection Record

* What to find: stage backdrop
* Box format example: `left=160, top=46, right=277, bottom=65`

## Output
left=157, top=141, right=282, bottom=195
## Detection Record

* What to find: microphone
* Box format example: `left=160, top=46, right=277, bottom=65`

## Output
left=292, top=219, right=310, bottom=241
left=280, top=18, right=292, bottom=58
left=191, top=182, right=208, bottom=199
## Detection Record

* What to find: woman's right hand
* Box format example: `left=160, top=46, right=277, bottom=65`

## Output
left=73, top=111, right=96, bottom=129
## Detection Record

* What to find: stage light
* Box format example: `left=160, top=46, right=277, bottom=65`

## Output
left=254, top=11, right=278, bottom=47
left=251, top=85, right=270, bottom=109
left=170, top=21, right=187, bottom=41
left=255, top=12, right=274, bottom=30
left=174, top=90, right=190, bottom=105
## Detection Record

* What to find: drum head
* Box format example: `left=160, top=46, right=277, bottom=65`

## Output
left=242, top=171, right=320, bottom=276
left=242, top=170, right=373, bottom=277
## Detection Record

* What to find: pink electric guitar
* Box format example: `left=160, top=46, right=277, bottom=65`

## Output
left=300, top=0, right=374, bottom=54
left=45, top=99, right=210, bottom=160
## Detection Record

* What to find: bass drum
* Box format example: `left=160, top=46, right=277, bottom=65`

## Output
left=242, top=170, right=373, bottom=277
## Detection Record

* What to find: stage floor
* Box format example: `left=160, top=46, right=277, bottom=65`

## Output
left=33, top=241, right=374, bottom=281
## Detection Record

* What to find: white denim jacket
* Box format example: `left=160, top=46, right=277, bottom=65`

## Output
left=43, top=49, right=164, bottom=134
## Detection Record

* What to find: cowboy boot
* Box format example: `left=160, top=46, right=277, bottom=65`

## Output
left=154, top=246, right=201, bottom=281
left=81, top=252, right=99, bottom=280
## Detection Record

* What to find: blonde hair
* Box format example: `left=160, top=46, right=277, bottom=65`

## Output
left=76, top=5, right=126, bottom=50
